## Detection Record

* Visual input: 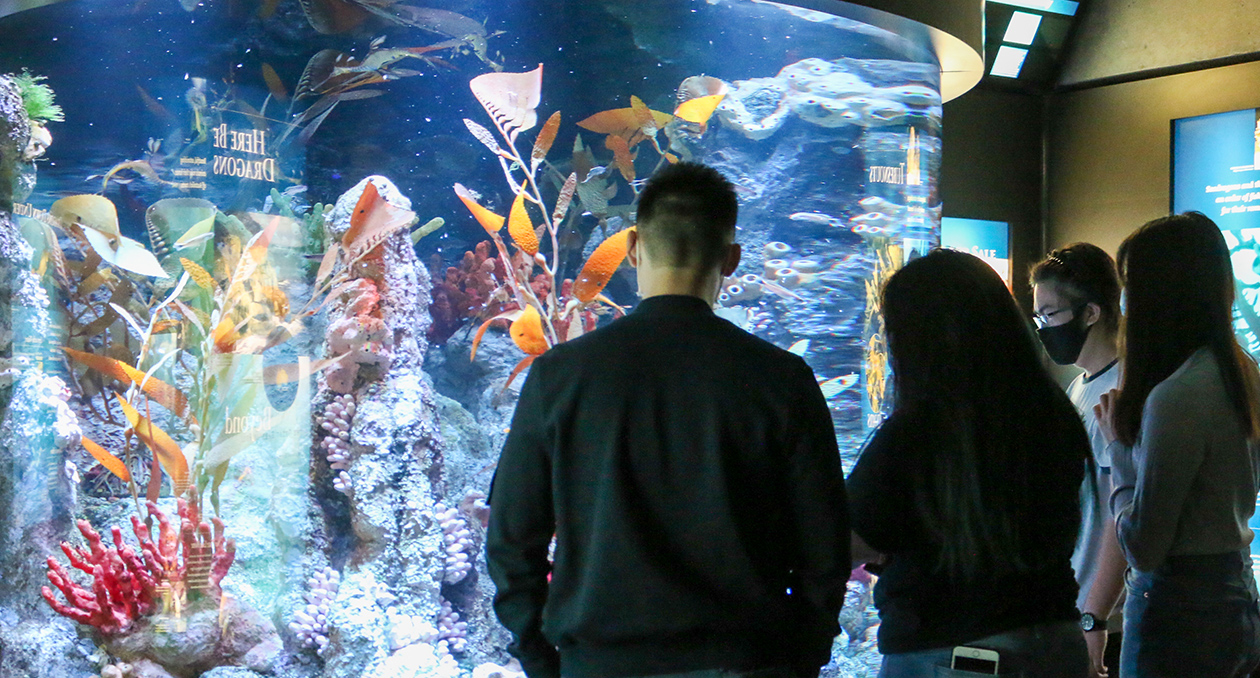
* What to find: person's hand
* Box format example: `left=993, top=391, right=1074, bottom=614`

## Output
left=1093, top=388, right=1119, bottom=445
left=1084, top=629, right=1109, bottom=678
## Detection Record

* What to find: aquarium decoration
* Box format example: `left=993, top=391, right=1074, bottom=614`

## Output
left=12, top=69, right=63, bottom=124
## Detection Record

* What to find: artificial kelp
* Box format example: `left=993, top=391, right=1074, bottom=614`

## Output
left=456, top=65, right=636, bottom=382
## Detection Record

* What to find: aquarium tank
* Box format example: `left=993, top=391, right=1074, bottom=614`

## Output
left=0, top=1, right=980, bottom=676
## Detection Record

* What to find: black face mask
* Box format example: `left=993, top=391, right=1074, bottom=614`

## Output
left=1037, top=312, right=1091, bottom=365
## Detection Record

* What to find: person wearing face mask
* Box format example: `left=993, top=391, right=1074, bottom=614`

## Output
left=1030, top=244, right=1127, bottom=678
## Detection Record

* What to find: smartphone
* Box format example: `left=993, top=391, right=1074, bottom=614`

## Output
left=950, top=646, right=1000, bottom=674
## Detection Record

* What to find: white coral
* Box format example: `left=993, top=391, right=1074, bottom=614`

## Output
left=387, top=607, right=438, bottom=651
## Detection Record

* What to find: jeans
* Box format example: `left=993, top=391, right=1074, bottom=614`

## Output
left=1120, top=550, right=1260, bottom=678
left=877, top=620, right=1088, bottom=678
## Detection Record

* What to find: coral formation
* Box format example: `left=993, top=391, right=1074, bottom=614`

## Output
left=290, top=566, right=339, bottom=653
left=325, top=279, right=393, bottom=394
left=41, top=499, right=236, bottom=636
left=437, top=598, right=468, bottom=654
left=428, top=241, right=505, bottom=345
left=386, top=607, right=438, bottom=651
left=318, top=393, right=356, bottom=471
left=435, top=502, right=473, bottom=584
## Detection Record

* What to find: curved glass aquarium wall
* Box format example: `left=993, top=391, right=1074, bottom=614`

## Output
left=0, top=1, right=972, bottom=677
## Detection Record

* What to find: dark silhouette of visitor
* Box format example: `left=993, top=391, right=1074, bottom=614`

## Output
left=486, top=162, right=850, bottom=678
left=1094, top=212, right=1260, bottom=678
left=848, top=248, right=1091, bottom=678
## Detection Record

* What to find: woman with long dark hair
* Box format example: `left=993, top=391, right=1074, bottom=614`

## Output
left=1095, top=212, right=1260, bottom=677
left=848, top=249, right=1090, bottom=677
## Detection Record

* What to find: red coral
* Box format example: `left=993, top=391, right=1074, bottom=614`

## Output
left=326, top=275, right=393, bottom=394
left=428, top=240, right=509, bottom=344
left=41, top=498, right=236, bottom=636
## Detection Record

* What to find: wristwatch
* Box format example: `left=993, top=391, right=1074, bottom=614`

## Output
left=1080, top=611, right=1103, bottom=632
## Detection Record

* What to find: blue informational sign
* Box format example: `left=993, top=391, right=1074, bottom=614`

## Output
left=940, top=217, right=1011, bottom=286
left=1172, top=107, right=1260, bottom=585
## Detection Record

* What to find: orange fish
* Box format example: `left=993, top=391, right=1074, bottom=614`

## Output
left=573, top=227, right=634, bottom=303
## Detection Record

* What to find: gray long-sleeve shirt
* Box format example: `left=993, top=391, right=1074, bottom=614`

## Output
left=1109, top=347, right=1260, bottom=572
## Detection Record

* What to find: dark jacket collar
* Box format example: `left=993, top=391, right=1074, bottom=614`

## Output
left=632, top=295, right=715, bottom=317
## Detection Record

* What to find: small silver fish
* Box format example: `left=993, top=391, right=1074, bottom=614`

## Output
left=857, top=196, right=905, bottom=217
left=789, top=212, right=844, bottom=227
left=850, top=212, right=894, bottom=228
left=787, top=339, right=810, bottom=356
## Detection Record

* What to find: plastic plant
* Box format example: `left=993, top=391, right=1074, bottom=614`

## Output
left=11, top=69, right=64, bottom=124
left=456, top=65, right=634, bottom=386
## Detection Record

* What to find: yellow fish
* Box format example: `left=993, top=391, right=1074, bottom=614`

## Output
left=673, top=93, right=726, bottom=132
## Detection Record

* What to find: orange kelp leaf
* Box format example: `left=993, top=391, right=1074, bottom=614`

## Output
left=453, top=183, right=504, bottom=234
left=605, top=135, right=635, bottom=183
left=469, top=64, right=543, bottom=145
left=574, top=227, right=634, bottom=303
left=115, top=395, right=189, bottom=497
left=507, top=192, right=539, bottom=256
left=510, top=304, right=549, bottom=355
left=576, top=105, right=673, bottom=147
left=531, top=110, right=561, bottom=171
left=341, top=181, right=415, bottom=259
left=63, top=347, right=194, bottom=424
left=630, top=95, right=657, bottom=135
left=81, top=435, right=130, bottom=482
left=470, top=309, right=523, bottom=362
left=673, top=93, right=726, bottom=130
left=212, top=317, right=240, bottom=353
left=502, top=354, right=537, bottom=394
left=262, top=63, right=289, bottom=103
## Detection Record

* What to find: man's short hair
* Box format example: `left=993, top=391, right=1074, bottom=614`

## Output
left=635, top=162, right=738, bottom=269
left=1029, top=242, right=1123, bottom=333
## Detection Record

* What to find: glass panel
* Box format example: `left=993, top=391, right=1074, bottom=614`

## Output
left=0, top=1, right=942, bottom=675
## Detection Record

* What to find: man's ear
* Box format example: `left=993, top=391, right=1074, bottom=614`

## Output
left=626, top=228, right=640, bottom=268
left=720, top=242, right=741, bottom=277
left=1084, top=301, right=1102, bottom=328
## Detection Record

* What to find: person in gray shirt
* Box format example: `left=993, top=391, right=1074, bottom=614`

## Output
left=1095, top=212, right=1260, bottom=678
left=1031, top=243, right=1127, bottom=678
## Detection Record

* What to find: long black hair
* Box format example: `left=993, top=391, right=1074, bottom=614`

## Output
left=881, top=249, right=1088, bottom=577
left=1114, top=212, right=1260, bottom=445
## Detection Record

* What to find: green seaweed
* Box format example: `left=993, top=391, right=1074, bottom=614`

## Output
left=12, top=70, right=64, bottom=124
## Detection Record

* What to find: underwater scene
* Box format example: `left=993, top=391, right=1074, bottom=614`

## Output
left=0, top=1, right=942, bottom=677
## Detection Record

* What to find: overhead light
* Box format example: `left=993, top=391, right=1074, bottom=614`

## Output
left=990, top=46, right=1029, bottom=78
left=1003, top=12, right=1042, bottom=45
left=988, top=0, right=1078, bottom=16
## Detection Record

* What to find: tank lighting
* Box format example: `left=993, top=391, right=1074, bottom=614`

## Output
left=990, top=46, right=1029, bottom=78
left=1003, top=12, right=1042, bottom=45
left=988, top=0, right=1078, bottom=16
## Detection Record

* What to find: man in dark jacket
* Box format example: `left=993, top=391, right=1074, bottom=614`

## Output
left=486, top=162, right=850, bottom=678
